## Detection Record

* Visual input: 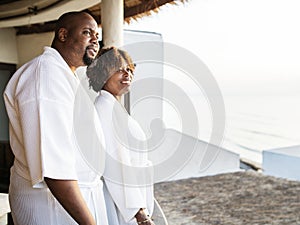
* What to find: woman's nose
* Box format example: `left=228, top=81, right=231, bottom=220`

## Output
left=123, top=73, right=133, bottom=81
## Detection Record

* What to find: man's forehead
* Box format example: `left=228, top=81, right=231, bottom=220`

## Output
left=72, top=13, right=96, bottom=25
left=75, top=18, right=98, bottom=30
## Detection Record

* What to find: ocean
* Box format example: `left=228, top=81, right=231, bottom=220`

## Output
left=162, top=93, right=300, bottom=167
left=221, top=95, right=300, bottom=165
left=155, top=62, right=300, bottom=168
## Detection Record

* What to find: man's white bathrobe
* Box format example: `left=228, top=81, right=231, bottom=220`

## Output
left=3, top=47, right=108, bottom=225
left=95, top=90, right=154, bottom=225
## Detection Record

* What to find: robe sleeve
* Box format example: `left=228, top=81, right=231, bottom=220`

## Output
left=18, top=55, right=78, bottom=187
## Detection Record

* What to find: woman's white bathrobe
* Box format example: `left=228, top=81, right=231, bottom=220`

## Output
left=3, top=47, right=108, bottom=225
left=95, top=90, right=154, bottom=225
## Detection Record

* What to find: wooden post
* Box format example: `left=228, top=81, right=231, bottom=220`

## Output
left=101, top=0, right=130, bottom=112
left=101, top=0, right=123, bottom=48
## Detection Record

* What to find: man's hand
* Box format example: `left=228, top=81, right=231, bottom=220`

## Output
left=45, top=178, right=96, bottom=225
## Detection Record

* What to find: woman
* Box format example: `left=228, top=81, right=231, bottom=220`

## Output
left=87, top=47, right=156, bottom=225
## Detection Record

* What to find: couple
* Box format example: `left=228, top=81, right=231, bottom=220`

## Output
left=3, top=11, right=160, bottom=225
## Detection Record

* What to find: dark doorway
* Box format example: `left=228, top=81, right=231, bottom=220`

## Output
left=0, top=63, right=16, bottom=193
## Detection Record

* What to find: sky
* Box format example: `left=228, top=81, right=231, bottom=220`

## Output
left=124, top=0, right=300, bottom=97
left=123, top=0, right=300, bottom=164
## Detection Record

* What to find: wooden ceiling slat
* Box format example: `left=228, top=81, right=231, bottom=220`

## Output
left=11, top=0, right=185, bottom=35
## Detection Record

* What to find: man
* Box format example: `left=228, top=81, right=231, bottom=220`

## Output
left=3, top=11, right=107, bottom=225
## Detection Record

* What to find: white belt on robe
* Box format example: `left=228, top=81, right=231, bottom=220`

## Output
left=13, top=159, right=31, bottom=181
left=13, top=159, right=103, bottom=189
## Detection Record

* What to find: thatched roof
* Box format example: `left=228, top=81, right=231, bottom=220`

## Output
left=0, top=0, right=186, bottom=34
left=90, top=0, right=186, bottom=23
left=155, top=171, right=300, bottom=224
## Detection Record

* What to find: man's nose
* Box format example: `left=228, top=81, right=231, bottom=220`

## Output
left=91, top=34, right=98, bottom=44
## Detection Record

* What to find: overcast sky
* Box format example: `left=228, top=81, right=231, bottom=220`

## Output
left=124, top=0, right=300, bottom=96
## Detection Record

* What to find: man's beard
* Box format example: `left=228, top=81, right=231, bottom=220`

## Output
left=83, top=51, right=94, bottom=66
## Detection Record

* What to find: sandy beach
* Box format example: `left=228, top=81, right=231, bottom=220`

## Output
left=154, top=171, right=300, bottom=225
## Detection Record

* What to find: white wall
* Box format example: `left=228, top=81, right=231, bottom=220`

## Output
left=16, top=32, right=54, bottom=67
left=149, top=129, right=240, bottom=182
left=0, top=29, right=53, bottom=66
left=123, top=30, right=164, bottom=137
left=263, top=145, right=300, bottom=181
left=0, top=28, right=18, bottom=64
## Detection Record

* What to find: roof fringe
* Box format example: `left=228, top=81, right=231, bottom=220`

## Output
left=124, top=0, right=188, bottom=24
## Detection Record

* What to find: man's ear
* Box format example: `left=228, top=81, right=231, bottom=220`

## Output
left=58, top=28, right=68, bottom=42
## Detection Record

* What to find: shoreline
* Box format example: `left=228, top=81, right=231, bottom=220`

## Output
left=154, top=171, right=300, bottom=225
